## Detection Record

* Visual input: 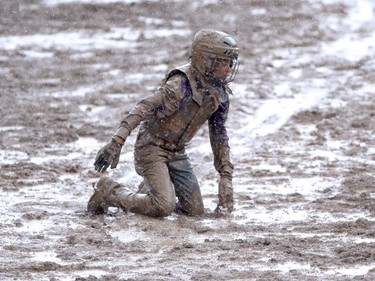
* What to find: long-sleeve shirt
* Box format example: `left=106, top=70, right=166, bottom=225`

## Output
left=115, top=64, right=234, bottom=177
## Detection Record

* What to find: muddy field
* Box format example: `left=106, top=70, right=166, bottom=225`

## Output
left=0, top=0, right=374, bottom=280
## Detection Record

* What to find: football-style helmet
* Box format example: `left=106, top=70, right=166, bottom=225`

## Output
left=191, top=29, right=239, bottom=85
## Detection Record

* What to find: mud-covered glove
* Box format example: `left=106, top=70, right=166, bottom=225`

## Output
left=215, top=175, right=234, bottom=213
left=94, top=137, right=123, bottom=173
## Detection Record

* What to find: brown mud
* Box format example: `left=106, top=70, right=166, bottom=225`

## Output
left=0, top=0, right=374, bottom=280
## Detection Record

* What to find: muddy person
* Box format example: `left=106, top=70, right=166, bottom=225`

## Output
left=87, top=29, right=239, bottom=217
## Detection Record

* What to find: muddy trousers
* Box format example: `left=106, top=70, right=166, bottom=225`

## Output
left=116, top=145, right=204, bottom=217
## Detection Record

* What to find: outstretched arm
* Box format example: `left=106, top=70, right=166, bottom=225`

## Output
left=94, top=74, right=186, bottom=172
left=209, top=99, right=234, bottom=213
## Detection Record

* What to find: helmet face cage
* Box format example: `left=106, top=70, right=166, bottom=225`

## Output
left=191, top=29, right=239, bottom=85
left=204, top=55, right=239, bottom=85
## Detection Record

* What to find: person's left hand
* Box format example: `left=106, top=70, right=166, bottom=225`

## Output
left=215, top=175, right=233, bottom=213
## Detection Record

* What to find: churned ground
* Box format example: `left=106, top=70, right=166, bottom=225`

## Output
left=0, top=0, right=374, bottom=280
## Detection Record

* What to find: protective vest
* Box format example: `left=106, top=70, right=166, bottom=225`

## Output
left=144, top=63, right=231, bottom=151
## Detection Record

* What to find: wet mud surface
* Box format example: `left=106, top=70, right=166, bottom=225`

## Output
left=0, top=0, right=374, bottom=280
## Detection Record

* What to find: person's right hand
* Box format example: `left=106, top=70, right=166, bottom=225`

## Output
left=94, top=138, right=123, bottom=173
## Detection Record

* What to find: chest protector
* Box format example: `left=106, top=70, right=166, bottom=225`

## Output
left=145, top=63, right=231, bottom=150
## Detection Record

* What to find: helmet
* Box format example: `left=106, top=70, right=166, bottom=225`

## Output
left=191, top=29, right=239, bottom=85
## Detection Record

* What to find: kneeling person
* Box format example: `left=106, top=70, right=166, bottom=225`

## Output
left=88, top=29, right=240, bottom=217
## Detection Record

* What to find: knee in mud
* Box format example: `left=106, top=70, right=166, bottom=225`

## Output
left=178, top=202, right=204, bottom=216
left=190, top=205, right=204, bottom=216
left=151, top=201, right=176, bottom=218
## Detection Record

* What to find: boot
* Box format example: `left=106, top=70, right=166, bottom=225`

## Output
left=87, top=176, right=124, bottom=215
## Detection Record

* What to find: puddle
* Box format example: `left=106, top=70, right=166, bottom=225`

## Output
left=45, top=0, right=161, bottom=6
left=324, top=265, right=374, bottom=276
left=32, top=251, right=62, bottom=263
left=109, top=228, right=151, bottom=243
left=20, top=50, right=54, bottom=59
left=266, top=261, right=312, bottom=272
left=0, top=150, right=29, bottom=165
left=0, top=27, right=190, bottom=52
left=0, top=126, right=24, bottom=132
